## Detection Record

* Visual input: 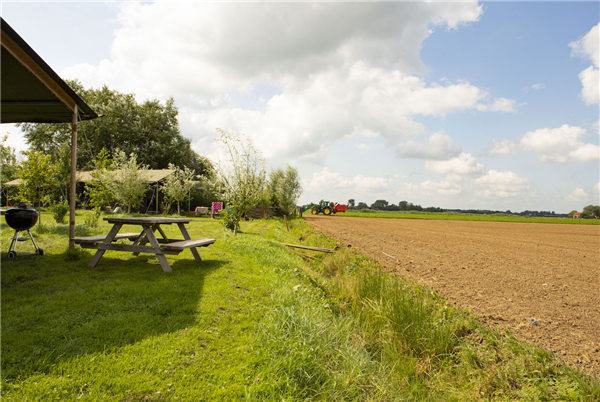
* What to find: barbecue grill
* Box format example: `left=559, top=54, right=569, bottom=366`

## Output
left=4, top=208, right=44, bottom=258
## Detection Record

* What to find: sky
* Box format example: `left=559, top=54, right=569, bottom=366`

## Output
left=1, top=1, right=598, bottom=213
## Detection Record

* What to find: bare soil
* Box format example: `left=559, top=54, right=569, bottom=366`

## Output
left=305, top=215, right=600, bottom=375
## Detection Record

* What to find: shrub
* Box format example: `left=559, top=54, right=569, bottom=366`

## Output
left=50, top=200, right=69, bottom=224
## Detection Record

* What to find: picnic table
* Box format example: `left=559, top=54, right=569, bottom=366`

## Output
left=72, top=217, right=215, bottom=272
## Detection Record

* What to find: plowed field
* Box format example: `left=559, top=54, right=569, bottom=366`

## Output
left=305, top=215, right=600, bottom=375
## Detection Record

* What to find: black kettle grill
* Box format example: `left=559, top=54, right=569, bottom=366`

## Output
left=4, top=207, right=44, bottom=258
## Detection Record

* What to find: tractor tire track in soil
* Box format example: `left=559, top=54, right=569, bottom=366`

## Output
left=305, top=216, right=600, bottom=375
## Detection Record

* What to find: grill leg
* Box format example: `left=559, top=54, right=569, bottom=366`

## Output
left=8, top=231, right=19, bottom=253
left=27, top=229, right=41, bottom=253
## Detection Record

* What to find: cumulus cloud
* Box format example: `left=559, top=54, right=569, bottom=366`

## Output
left=396, top=131, right=461, bottom=160
left=406, top=179, right=462, bottom=196
left=567, top=187, right=589, bottom=202
left=474, top=170, right=531, bottom=198
left=570, top=23, right=599, bottom=105
left=568, top=143, right=600, bottom=162
left=303, top=167, right=389, bottom=193
left=519, top=124, right=599, bottom=163
left=58, top=1, right=515, bottom=163
left=488, top=138, right=517, bottom=155
left=425, top=152, right=484, bottom=175
left=531, top=83, right=545, bottom=91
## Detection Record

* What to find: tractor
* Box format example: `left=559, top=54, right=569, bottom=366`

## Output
left=310, top=200, right=349, bottom=215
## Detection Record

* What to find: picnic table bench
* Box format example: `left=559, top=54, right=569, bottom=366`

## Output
left=72, top=217, right=216, bottom=272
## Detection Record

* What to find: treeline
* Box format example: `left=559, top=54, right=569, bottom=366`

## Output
left=347, top=199, right=581, bottom=218
left=1, top=83, right=303, bottom=229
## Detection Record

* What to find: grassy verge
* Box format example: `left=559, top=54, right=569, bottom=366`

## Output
left=339, top=210, right=600, bottom=224
left=1, top=211, right=598, bottom=400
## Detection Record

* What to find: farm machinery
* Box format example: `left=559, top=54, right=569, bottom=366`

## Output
left=309, top=200, right=349, bottom=215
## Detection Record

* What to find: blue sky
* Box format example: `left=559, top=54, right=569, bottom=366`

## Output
left=1, top=1, right=598, bottom=213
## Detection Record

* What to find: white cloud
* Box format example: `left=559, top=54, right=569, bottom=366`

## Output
left=474, top=170, right=531, bottom=198
left=303, top=167, right=389, bottom=193
left=425, top=152, right=484, bottom=175
left=519, top=124, right=589, bottom=163
left=476, top=97, right=517, bottom=112
left=568, top=143, right=600, bottom=162
left=406, top=179, right=462, bottom=196
left=356, top=143, right=370, bottom=150
left=531, top=83, right=545, bottom=91
left=570, top=23, right=599, bottom=105
left=567, top=187, right=589, bottom=202
left=58, top=2, right=514, bottom=164
left=593, top=120, right=600, bottom=135
left=63, top=2, right=483, bottom=98
left=578, top=66, right=600, bottom=106
left=396, top=131, right=461, bottom=160
left=488, top=138, right=517, bottom=155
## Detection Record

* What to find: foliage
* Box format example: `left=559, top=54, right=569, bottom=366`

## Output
left=1, top=134, right=19, bottom=185
left=221, top=205, right=237, bottom=230
left=49, top=200, right=69, bottom=224
left=370, top=199, right=389, bottom=210
left=162, top=163, right=196, bottom=215
left=83, top=207, right=102, bottom=228
left=108, top=150, right=150, bottom=213
left=356, top=201, right=369, bottom=209
left=267, top=164, right=302, bottom=215
left=582, top=205, right=600, bottom=219
left=347, top=199, right=355, bottom=208
left=17, top=80, right=208, bottom=172
left=16, top=149, right=56, bottom=207
left=215, top=128, right=266, bottom=234
left=83, top=148, right=116, bottom=210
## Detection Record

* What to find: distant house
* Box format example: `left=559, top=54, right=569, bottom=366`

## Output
left=573, top=212, right=582, bottom=219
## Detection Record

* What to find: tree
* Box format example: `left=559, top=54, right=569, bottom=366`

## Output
left=568, top=210, right=578, bottom=218
left=267, top=165, right=302, bottom=215
left=162, top=163, right=196, bottom=215
left=348, top=199, right=355, bottom=208
left=398, top=200, right=408, bottom=211
left=17, top=80, right=205, bottom=171
left=215, top=129, right=266, bottom=234
left=84, top=148, right=116, bottom=210
left=357, top=202, right=369, bottom=209
left=108, top=151, right=150, bottom=213
left=582, top=205, right=600, bottom=219
left=15, top=150, right=56, bottom=222
left=1, top=135, right=19, bottom=186
left=370, top=199, right=389, bottom=210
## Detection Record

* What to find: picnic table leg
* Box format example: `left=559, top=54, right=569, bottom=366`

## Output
left=143, top=225, right=172, bottom=273
left=89, top=223, right=123, bottom=268
left=132, top=228, right=151, bottom=256
left=177, top=223, right=202, bottom=261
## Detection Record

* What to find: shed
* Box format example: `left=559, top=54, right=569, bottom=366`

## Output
left=1, top=18, right=99, bottom=249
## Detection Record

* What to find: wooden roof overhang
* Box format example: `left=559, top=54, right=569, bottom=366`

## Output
left=1, top=18, right=98, bottom=123
left=1, top=17, right=99, bottom=250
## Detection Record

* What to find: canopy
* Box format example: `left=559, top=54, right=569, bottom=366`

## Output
left=1, top=17, right=99, bottom=250
left=1, top=18, right=98, bottom=123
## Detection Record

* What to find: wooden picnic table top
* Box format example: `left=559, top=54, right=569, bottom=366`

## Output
left=103, top=217, right=192, bottom=225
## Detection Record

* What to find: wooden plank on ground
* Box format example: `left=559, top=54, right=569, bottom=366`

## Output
left=280, top=243, right=333, bottom=253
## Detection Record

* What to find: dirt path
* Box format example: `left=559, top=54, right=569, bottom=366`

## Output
left=305, top=216, right=600, bottom=375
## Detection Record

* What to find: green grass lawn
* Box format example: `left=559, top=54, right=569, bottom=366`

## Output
left=339, top=210, right=600, bottom=224
left=2, top=211, right=598, bottom=401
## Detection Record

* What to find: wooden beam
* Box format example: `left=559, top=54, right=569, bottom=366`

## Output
left=1, top=30, right=77, bottom=113
left=69, top=108, right=78, bottom=250
left=280, top=243, right=333, bottom=253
